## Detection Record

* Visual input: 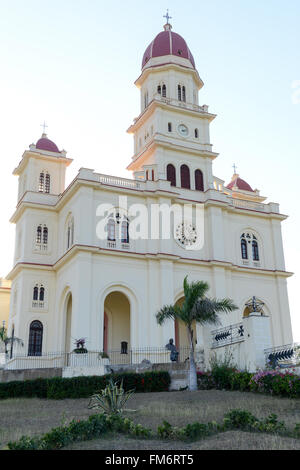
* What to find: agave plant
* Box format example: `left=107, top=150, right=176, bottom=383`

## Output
left=88, top=379, right=135, bottom=416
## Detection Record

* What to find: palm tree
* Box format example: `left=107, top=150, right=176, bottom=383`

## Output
left=0, top=327, right=23, bottom=358
left=156, top=276, right=238, bottom=391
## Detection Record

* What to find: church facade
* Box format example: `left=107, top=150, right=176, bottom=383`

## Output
left=6, top=22, right=293, bottom=369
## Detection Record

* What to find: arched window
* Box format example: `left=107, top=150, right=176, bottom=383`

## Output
left=67, top=217, right=74, bottom=250
left=144, top=91, right=148, bottom=109
left=195, top=170, right=204, bottom=191
left=45, top=173, right=50, bottom=193
left=28, top=321, right=43, bottom=357
left=167, top=164, right=176, bottom=187
left=157, top=85, right=161, bottom=95
left=252, top=239, right=259, bottom=261
left=152, top=169, right=155, bottom=181
left=32, top=284, right=45, bottom=307
left=182, top=86, right=186, bottom=102
left=121, top=220, right=129, bottom=244
left=168, top=122, right=172, bottom=132
left=194, top=129, right=199, bottom=138
left=162, top=84, right=167, bottom=97
left=241, top=237, right=248, bottom=259
left=180, top=165, right=190, bottom=189
left=38, top=172, right=50, bottom=193
left=43, top=226, right=48, bottom=245
left=39, top=286, right=45, bottom=302
left=39, top=172, right=44, bottom=192
left=36, top=225, right=42, bottom=244
left=178, top=85, right=182, bottom=101
left=107, top=218, right=116, bottom=241
left=33, top=285, right=39, bottom=301
left=240, top=232, right=260, bottom=262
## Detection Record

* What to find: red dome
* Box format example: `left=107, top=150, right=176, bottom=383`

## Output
left=36, top=135, right=60, bottom=153
left=227, top=176, right=254, bottom=192
left=142, top=25, right=195, bottom=69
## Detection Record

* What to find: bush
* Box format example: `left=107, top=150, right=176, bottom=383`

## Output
left=197, top=371, right=215, bottom=390
left=8, top=408, right=300, bottom=450
left=230, top=371, right=252, bottom=392
left=8, top=413, right=153, bottom=450
left=209, top=351, right=238, bottom=390
left=250, top=370, right=300, bottom=398
left=223, top=409, right=258, bottom=430
left=0, top=371, right=171, bottom=400
left=197, top=362, right=300, bottom=399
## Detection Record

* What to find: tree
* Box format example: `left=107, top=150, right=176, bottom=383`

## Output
left=0, top=326, right=23, bottom=357
left=156, top=276, right=238, bottom=391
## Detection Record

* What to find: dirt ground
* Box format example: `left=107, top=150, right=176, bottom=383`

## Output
left=1, top=390, right=300, bottom=450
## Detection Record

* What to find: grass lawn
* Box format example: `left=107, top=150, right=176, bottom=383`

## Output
left=1, top=390, right=300, bottom=450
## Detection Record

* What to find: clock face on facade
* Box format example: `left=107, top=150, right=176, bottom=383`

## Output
left=175, top=221, right=198, bottom=248
left=178, top=124, right=189, bottom=137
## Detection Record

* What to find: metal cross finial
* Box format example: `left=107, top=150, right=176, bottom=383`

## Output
left=233, top=163, right=238, bottom=174
left=163, top=9, right=172, bottom=24
left=41, top=121, right=48, bottom=134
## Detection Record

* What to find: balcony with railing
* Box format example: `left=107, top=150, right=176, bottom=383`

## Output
left=211, top=322, right=245, bottom=349
left=154, top=95, right=210, bottom=114
left=264, top=343, right=300, bottom=369
left=98, top=174, right=141, bottom=190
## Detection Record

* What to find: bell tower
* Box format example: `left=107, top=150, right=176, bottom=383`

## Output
left=127, top=21, right=218, bottom=190
left=13, top=133, right=72, bottom=202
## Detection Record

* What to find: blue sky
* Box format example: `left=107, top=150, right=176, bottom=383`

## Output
left=0, top=0, right=299, bottom=340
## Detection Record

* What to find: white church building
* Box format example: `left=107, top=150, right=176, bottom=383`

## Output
left=5, top=21, right=294, bottom=372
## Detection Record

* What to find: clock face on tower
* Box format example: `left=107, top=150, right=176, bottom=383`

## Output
left=175, top=221, right=198, bottom=248
left=178, top=124, right=189, bottom=137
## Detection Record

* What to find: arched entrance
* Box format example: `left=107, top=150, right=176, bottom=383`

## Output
left=174, top=296, right=197, bottom=361
left=65, top=294, right=72, bottom=352
left=104, top=291, right=130, bottom=364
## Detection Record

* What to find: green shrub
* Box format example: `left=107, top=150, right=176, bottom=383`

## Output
left=88, top=379, right=134, bottom=415
left=209, top=351, right=238, bottom=390
left=223, top=409, right=258, bottom=430
left=294, top=424, right=300, bottom=438
left=250, top=370, right=300, bottom=398
left=230, top=371, right=252, bottom=391
left=8, top=413, right=153, bottom=450
left=8, top=408, right=300, bottom=450
left=183, top=422, right=218, bottom=440
left=0, top=371, right=171, bottom=400
left=197, top=371, right=215, bottom=390
left=157, top=421, right=174, bottom=439
left=256, top=414, right=286, bottom=434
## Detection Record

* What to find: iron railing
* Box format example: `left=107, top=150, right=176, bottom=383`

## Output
left=264, top=343, right=300, bottom=369
left=4, top=346, right=202, bottom=370
left=211, top=322, right=245, bottom=349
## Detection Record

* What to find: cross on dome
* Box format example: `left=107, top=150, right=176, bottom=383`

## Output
left=163, top=9, right=172, bottom=24
left=40, top=121, right=48, bottom=135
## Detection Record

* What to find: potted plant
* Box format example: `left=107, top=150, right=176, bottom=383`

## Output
left=73, top=338, right=88, bottom=354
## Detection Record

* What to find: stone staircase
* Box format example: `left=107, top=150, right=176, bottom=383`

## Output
left=153, top=362, right=189, bottom=390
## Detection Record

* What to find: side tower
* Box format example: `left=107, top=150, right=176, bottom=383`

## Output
left=127, top=22, right=218, bottom=191
left=7, top=134, right=72, bottom=356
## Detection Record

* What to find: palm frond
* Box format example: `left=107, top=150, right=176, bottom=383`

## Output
left=4, top=336, right=24, bottom=347
left=156, top=304, right=182, bottom=325
left=184, top=280, right=209, bottom=313
left=192, top=298, right=238, bottom=325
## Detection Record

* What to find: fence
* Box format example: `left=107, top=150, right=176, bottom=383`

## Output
left=264, top=343, right=300, bottom=369
left=3, top=346, right=203, bottom=371
left=211, top=322, right=245, bottom=349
